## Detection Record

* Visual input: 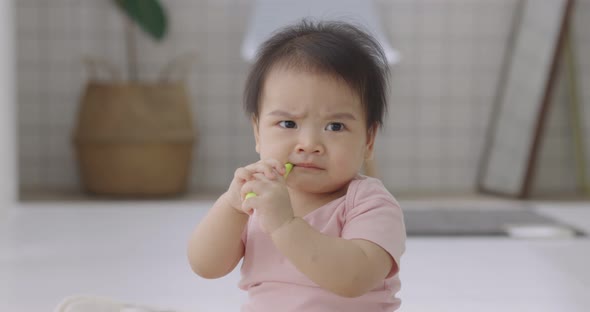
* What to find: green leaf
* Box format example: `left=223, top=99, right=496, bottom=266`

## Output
left=114, top=0, right=167, bottom=40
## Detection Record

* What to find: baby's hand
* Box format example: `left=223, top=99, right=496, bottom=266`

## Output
left=241, top=162, right=294, bottom=234
left=223, top=159, right=286, bottom=215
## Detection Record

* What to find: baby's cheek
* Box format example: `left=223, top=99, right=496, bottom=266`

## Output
left=260, top=146, right=288, bottom=162
left=271, top=144, right=288, bottom=158
left=331, top=155, right=358, bottom=174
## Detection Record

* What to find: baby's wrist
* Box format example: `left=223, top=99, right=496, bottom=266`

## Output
left=220, top=191, right=247, bottom=216
left=270, top=216, right=301, bottom=239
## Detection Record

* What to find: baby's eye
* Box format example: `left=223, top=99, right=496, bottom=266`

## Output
left=278, top=120, right=297, bottom=129
left=325, top=122, right=345, bottom=132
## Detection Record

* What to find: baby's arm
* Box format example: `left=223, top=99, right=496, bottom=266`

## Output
left=271, top=218, right=395, bottom=298
left=187, top=160, right=286, bottom=279
left=187, top=192, right=248, bottom=279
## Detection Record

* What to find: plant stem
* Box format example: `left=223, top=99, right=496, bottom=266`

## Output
left=124, top=16, right=138, bottom=81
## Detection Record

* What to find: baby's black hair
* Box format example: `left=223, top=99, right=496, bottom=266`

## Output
left=243, top=19, right=390, bottom=129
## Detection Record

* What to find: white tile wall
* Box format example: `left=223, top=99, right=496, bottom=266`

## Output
left=15, top=0, right=590, bottom=197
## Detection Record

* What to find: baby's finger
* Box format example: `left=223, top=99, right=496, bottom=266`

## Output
left=242, top=196, right=259, bottom=216
left=245, top=162, right=278, bottom=179
left=241, top=178, right=262, bottom=201
left=264, top=158, right=286, bottom=175
left=234, top=167, right=254, bottom=184
left=242, top=195, right=254, bottom=215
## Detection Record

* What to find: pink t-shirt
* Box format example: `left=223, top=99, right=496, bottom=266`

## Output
left=239, top=175, right=406, bottom=312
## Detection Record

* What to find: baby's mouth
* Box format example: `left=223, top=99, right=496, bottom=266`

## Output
left=295, top=163, right=322, bottom=170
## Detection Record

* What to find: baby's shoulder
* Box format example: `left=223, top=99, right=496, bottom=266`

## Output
left=345, top=175, right=399, bottom=210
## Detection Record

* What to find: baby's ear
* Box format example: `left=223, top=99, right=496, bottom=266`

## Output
left=251, top=116, right=260, bottom=154
left=364, top=124, right=377, bottom=160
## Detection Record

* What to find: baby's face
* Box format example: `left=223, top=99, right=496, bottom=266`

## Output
left=253, top=67, right=375, bottom=195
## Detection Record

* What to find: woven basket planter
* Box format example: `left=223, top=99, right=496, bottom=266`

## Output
left=73, top=81, right=196, bottom=197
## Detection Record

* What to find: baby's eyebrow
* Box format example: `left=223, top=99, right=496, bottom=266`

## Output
left=267, top=110, right=357, bottom=121
left=267, top=110, right=303, bottom=119
left=325, top=112, right=356, bottom=121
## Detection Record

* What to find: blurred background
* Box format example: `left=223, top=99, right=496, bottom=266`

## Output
left=12, top=0, right=590, bottom=199
left=2, top=0, right=590, bottom=311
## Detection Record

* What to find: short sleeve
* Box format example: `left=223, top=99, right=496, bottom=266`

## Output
left=341, top=177, right=406, bottom=278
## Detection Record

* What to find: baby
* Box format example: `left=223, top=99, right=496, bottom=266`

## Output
left=188, top=20, right=406, bottom=312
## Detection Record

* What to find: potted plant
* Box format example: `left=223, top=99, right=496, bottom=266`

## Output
left=73, top=0, right=197, bottom=197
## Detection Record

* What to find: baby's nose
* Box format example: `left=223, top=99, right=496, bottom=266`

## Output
left=296, top=132, right=324, bottom=154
